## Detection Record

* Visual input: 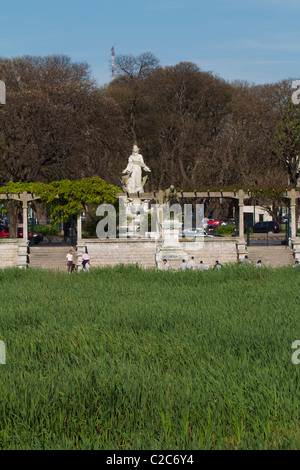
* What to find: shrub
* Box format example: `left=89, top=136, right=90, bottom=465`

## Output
left=216, top=225, right=235, bottom=235
left=33, top=225, right=60, bottom=236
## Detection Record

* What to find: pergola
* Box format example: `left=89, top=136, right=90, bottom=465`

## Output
left=0, top=187, right=299, bottom=241
left=0, top=191, right=41, bottom=241
left=118, top=188, right=300, bottom=239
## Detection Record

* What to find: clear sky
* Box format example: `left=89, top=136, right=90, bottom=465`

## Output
left=1, top=0, right=300, bottom=86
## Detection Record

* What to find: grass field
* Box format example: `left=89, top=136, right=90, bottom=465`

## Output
left=0, top=264, right=299, bottom=450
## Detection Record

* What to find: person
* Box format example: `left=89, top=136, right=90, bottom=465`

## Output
left=214, top=260, right=222, bottom=270
left=255, top=260, right=262, bottom=268
left=122, top=144, right=151, bottom=193
left=293, top=260, right=300, bottom=268
left=179, top=259, right=187, bottom=271
left=82, top=251, right=90, bottom=271
left=187, top=256, right=197, bottom=271
left=198, top=260, right=210, bottom=271
left=66, top=249, right=74, bottom=273
left=241, top=255, right=251, bottom=266
left=162, top=258, right=170, bottom=271
left=202, top=217, right=209, bottom=230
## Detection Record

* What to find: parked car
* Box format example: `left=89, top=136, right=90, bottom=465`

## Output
left=181, top=228, right=224, bottom=238
left=252, top=221, right=281, bottom=233
left=18, top=228, right=44, bottom=244
left=208, top=219, right=222, bottom=226
left=0, top=226, right=9, bottom=237
left=0, top=227, right=44, bottom=243
left=220, top=218, right=235, bottom=226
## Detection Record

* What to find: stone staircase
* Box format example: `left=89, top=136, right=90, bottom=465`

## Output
left=246, top=245, right=295, bottom=267
left=28, top=245, right=77, bottom=271
left=85, top=240, right=157, bottom=269
left=27, top=242, right=295, bottom=271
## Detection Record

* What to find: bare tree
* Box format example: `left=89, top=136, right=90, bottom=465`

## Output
left=114, top=52, right=160, bottom=80
left=274, top=98, right=300, bottom=187
left=0, top=56, right=126, bottom=185
left=107, top=52, right=160, bottom=144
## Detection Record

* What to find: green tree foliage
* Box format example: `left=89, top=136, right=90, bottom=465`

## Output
left=0, top=177, right=121, bottom=223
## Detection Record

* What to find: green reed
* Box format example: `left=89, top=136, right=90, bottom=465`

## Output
left=0, top=264, right=299, bottom=449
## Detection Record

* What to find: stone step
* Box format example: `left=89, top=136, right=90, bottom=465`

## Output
left=246, top=246, right=294, bottom=267
left=28, top=246, right=78, bottom=269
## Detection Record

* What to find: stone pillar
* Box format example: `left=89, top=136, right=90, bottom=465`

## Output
left=155, top=220, right=188, bottom=270
left=18, top=197, right=29, bottom=268
left=18, top=242, right=29, bottom=268
left=77, top=213, right=82, bottom=241
left=290, top=189, right=297, bottom=240
left=22, top=201, right=28, bottom=242
left=155, top=204, right=161, bottom=238
left=157, top=190, right=165, bottom=239
left=76, top=213, right=84, bottom=270
left=238, top=190, right=244, bottom=238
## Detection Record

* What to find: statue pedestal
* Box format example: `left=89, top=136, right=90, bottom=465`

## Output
left=118, top=195, right=156, bottom=238
left=156, top=220, right=188, bottom=269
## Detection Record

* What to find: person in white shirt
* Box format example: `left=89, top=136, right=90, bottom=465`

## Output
left=82, top=251, right=90, bottom=271
left=242, top=255, right=251, bottom=265
left=162, top=259, right=170, bottom=271
left=187, top=256, right=197, bottom=270
left=198, top=260, right=210, bottom=271
left=179, top=259, right=187, bottom=271
left=66, top=250, right=74, bottom=273
left=202, top=217, right=209, bottom=230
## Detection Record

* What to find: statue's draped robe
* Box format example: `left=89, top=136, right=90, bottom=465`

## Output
left=123, top=154, right=149, bottom=193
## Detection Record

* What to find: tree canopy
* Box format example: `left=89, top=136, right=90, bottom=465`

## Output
left=0, top=55, right=126, bottom=185
left=0, top=52, right=299, bottom=195
left=0, top=177, right=121, bottom=223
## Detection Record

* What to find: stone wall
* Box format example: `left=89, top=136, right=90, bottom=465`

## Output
left=0, top=237, right=243, bottom=270
left=181, top=238, right=239, bottom=268
left=81, top=238, right=158, bottom=269
left=0, top=240, right=21, bottom=268
left=79, top=237, right=240, bottom=270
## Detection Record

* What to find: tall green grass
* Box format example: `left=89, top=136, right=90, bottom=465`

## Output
left=0, top=264, right=299, bottom=449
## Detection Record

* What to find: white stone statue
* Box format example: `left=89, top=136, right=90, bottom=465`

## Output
left=122, top=144, right=151, bottom=193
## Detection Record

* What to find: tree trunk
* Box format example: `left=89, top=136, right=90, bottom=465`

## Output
left=8, top=201, right=21, bottom=238
left=33, top=201, right=47, bottom=225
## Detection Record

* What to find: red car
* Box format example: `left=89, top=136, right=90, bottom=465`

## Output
left=0, top=227, right=11, bottom=237
left=208, top=219, right=221, bottom=226
left=0, top=227, right=22, bottom=238
left=0, top=227, right=43, bottom=243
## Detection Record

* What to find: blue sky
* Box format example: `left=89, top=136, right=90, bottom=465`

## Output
left=1, top=0, right=300, bottom=86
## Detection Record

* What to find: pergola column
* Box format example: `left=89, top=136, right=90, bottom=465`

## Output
left=22, top=200, right=28, bottom=242
left=157, top=190, right=164, bottom=238
left=290, top=189, right=297, bottom=240
left=238, top=190, right=245, bottom=238
left=77, top=212, right=82, bottom=240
